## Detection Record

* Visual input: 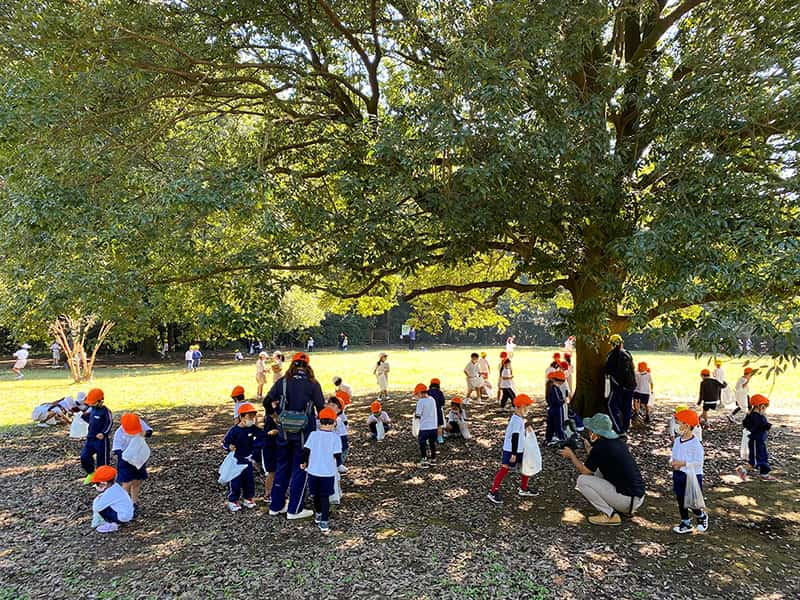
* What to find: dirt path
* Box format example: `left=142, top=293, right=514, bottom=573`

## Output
left=1, top=395, right=797, bottom=599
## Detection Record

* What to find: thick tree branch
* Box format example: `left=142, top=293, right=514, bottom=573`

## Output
left=629, top=0, right=709, bottom=64
left=404, top=278, right=571, bottom=301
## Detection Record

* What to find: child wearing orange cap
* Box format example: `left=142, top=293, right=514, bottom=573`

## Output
left=80, top=388, right=114, bottom=474
left=670, top=409, right=708, bottom=534
left=367, top=401, right=391, bottom=441
left=445, top=397, right=468, bottom=438
left=669, top=405, right=703, bottom=443
left=112, top=413, right=153, bottom=516
left=259, top=395, right=280, bottom=503
left=427, top=378, right=446, bottom=443
left=545, top=371, right=567, bottom=446
left=222, top=403, right=266, bottom=512
left=697, top=369, right=727, bottom=425
left=498, top=358, right=516, bottom=409
left=329, top=392, right=350, bottom=473
left=633, top=362, right=653, bottom=423
left=495, top=351, right=508, bottom=402
left=738, top=395, right=777, bottom=481
left=89, top=466, right=134, bottom=533
left=301, top=407, right=342, bottom=533
left=487, top=394, right=538, bottom=504
left=231, top=385, right=247, bottom=421
left=413, top=383, right=438, bottom=467
left=729, top=367, right=755, bottom=423
left=545, top=352, right=561, bottom=381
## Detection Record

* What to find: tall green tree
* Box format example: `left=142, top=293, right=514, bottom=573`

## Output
left=1, top=1, right=798, bottom=411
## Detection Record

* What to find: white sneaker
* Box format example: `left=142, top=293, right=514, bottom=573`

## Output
left=96, top=522, right=119, bottom=533
left=268, top=501, right=288, bottom=516
left=36, top=423, right=50, bottom=428
left=287, top=509, right=314, bottom=520
left=227, top=501, right=242, bottom=512
left=337, top=464, right=348, bottom=474
left=241, top=499, right=257, bottom=509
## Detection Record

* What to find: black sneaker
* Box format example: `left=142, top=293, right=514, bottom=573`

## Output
left=486, top=491, right=503, bottom=505
left=696, top=512, right=709, bottom=533
left=518, top=487, right=540, bottom=497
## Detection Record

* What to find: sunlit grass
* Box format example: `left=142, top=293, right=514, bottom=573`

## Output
left=1, top=346, right=798, bottom=427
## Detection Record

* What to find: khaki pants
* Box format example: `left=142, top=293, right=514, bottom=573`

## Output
left=576, top=473, right=644, bottom=517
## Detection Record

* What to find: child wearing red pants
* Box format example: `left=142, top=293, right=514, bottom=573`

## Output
left=487, top=394, right=539, bottom=504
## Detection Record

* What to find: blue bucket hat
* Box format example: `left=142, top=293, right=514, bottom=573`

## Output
left=583, top=414, right=619, bottom=439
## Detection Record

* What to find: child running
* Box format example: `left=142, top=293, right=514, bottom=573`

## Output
left=413, top=383, right=438, bottom=468
left=80, top=388, right=113, bottom=474
left=112, top=413, right=153, bottom=517
left=671, top=409, right=709, bottom=534
left=222, top=403, right=266, bottom=512
left=696, top=369, right=727, bottom=425
left=301, top=407, right=342, bottom=533
left=634, top=362, right=653, bottom=423
left=487, top=394, right=538, bottom=504
left=367, top=401, right=391, bottom=441
left=737, top=394, right=777, bottom=482
left=729, top=367, right=755, bottom=423
left=88, top=466, right=134, bottom=534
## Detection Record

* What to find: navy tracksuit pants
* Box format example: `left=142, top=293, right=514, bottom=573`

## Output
left=546, top=403, right=565, bottom=441
left=269, top=437, right=309, bottom=515
left=228, top=462, right=255, bottom=502
left=81, top=437, right=111, bottom=473
left=748, top=437, right=771, bottom=474
left=608, top=384, right=634, bottom=433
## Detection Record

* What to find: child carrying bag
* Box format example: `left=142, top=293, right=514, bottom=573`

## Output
left=411, top=416, right=420, bottom=437
left=330, top=470, right=342, bottom=505
left=683, top=464, right=706, bottom=511
left=375, top=420, right=386, bottom=441
left=121, top=435, right=151, bottom=469
left=218, top=451, right=248, bottom=484
left=521, top=430, right=543, bottom=476
left=740, top=430, right=750, bottom=461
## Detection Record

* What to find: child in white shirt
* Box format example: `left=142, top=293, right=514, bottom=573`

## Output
left=445, top=397, right=468, bottom=438
left=413, top=383, right=438, bottom=467
left=367, top=401, right=391, bottom=441
left=301, top=407, right=342, bottom=533
left=487, top=394, right=538, bottom=504
left=88, top=466, right=134, bottom=534
left=634, top=362, right=653, bottom=423
left=184, top=347, right=193, bottom=370
left=670, top=409, right=708, bottom=534
left=12, top=344, right=30, bottom=379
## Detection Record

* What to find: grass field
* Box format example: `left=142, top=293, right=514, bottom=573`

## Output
left=1, top=346, right=798, bottom=428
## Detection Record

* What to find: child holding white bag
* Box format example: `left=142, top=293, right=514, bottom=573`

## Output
left=670, top=409, right=709, bottom=534
left=487, top=394, right=540, bottom=504
left=112, top=413, right=153, bottom=517
left=367, top=401, right=391, bottom=441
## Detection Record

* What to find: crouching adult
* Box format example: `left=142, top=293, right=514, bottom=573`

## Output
left=559, top=413, right=645, bottom=526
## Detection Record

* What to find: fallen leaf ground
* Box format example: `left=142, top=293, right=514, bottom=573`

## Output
left=1, top=391, right=798, bottom=599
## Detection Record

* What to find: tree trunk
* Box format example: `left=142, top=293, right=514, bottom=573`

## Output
left=571, top=338, right=608, bottom=418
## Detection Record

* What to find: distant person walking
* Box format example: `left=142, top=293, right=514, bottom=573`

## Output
left=12, top=343, right=30, bottom=379
left=408, top=327, right=416, bottom=350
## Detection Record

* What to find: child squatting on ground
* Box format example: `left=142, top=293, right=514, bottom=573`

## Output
left=671, top=409, right=709, bottom=534
left=87, top=466, right=134, bottom=534
left=222, top=403, right=266, bottom=512
left=301, top=407, right=342, bottom=533
left=367, top=401, right=391, bottom=441
left=487, top=394, right=539, bottom=504
left=738, top=394, right=778, bottom=482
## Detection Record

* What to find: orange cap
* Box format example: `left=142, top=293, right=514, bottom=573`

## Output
left=430, top=378, right=441, bottom=385
left=291, top=352, right=309, bottom=364
left=237, top=402, right=257, bottom=416
left=319, top=407, right=337, bottom=421
left=85, top=388, right=104, bottom=406
left=675, top=409, right=699, bottom=427
left=120, top=413, right=143, bottom=435
left=451, top=397, right=463, bottom=405
left=552, top=353, right=561, bottom=360
left=500, top=352, right=508, bottom=358
left=90, top=465, right=117, bottom=483
left=743, top=367, right=754, bottom=375
left=370, top=401, right=382, bottom=413
left=231, top=385, right=245, bottom=398
left=413, top=383, right=428, bottom=395
left=559, top=361, right=569, bottom=370
left=637, top=362, right=648, bottom=371
left=547, top=370, right=566, bottom=381
left=513, top=394, right=533, bottom=407
left=749, top=394, right=769, bottom=406
left=700, top=369, right=710, bottom=377
left=335, top=390, right=351, bottom=406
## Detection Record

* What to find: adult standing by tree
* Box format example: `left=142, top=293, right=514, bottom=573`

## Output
left=265, top=352, right=325, bottom=520
left=408, top=327, right=416, bottom=350
left=604, top=335, right=636, bottom=434
left=559, top=414, right=646, bottom=526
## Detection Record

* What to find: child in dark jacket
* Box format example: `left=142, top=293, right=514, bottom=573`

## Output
left=545, top=371, right=566, bottom=446
left=738, top=394, right=777, bottom=482
left=260, top=397, right=280, bottom=503
left=222, top=403, right=266, bottom=511
left=428, top=378, right=446, bottom=443
left=80, top=388, right=113, bottom=474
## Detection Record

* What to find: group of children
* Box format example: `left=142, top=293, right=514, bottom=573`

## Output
left=184, top=345, right=202, bottom=371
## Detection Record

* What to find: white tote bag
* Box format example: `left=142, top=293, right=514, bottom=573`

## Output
left=521, top=431, right=543, bottom=476
left=411, top=417, right=420, bottom=437
left=458, top=419, right=472, bottom=440
left=122, top=435, right=151, bottom=469
left=217, top=452, right=248, bottom=484
left=740, top=430, right=750, bottom=461
left=684, top=465, right=706, bottom=511
left=329, top=470, right=342, bottom=505
left=375, top=420, right=386, bottom=441
left=69, top=415, right=89, bottom=439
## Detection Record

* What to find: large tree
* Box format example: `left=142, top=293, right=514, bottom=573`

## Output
left=1, top=1, right=798, bottom=411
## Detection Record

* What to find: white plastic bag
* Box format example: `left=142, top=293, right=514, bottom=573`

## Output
left=91, top=510, right=104, bottom=528
left=740, top=430, right=750, bottom=461
left=604, top=376, right=611, bottom=399
left=217, top=452, right=247, bottom=484
left=521, top=430, right=543, bottom=476
left=329, top=470, right=342, bottom=505
left=69, top=415, right=89, bottom=439
left=458, top=419, right=472, bottom=440
left=122, top=435, right=151, bottom=469
left=375, top=420, right=386, bottom=441
left=411, top=417, right=420, bottom=437
left=32, top=405, right=50, bottom=422
left=683, top=465, right=706, bottom=511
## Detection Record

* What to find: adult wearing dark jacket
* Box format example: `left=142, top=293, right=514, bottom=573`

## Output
left=604, top=334, right=636, bottom=434
left=266, top=352, right=325, bottom=519
left=697, top=368, right=727, bottom=425
left=559, top=414, right=646, bottom=526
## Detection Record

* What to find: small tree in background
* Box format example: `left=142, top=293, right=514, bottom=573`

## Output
left=50, top=315, right=115, bottom=383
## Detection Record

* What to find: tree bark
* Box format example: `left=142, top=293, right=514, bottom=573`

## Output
left=572, top=338, right=608, bottom=418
